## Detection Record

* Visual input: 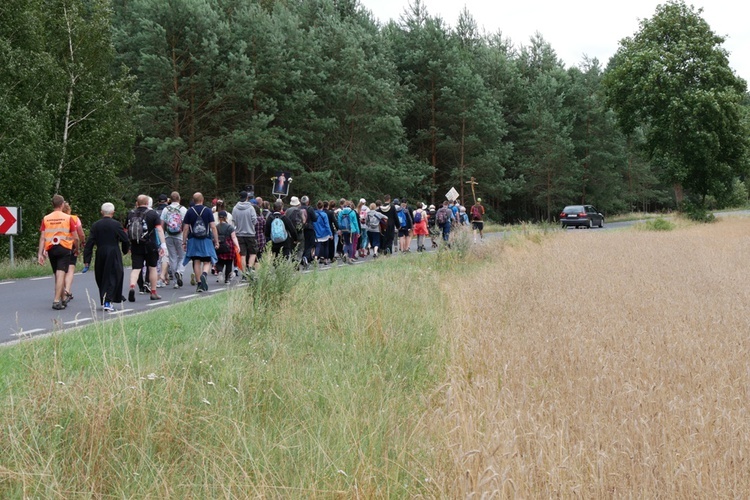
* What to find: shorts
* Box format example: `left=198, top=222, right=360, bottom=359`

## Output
left=48, top=245, right=72, bottom=273
left=191, top=256, right=213, bottom=263
left=398, top=228, right=410, bottom=238
left=69, top=253, right=78, bottom=266
left=472, top=221, right=484, bottom=231
left=132, top=250, right=159, bottom=269
left=237, top=235, right=258, bottom=256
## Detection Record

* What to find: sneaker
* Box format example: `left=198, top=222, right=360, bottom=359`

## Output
left=140, top=283, right=150, bottom=295
left=224, top=279, right=230, bottom=284
left=52, top=301, right=66, bottom=310
left=190, top=273, right=196, bottom=286
left=175, top=271, right=183, bottom=288
left=128, top=288, right=136, bottom=302
left=150, top=293, right=162, bottom=301
left=200, top=274, right=208, bottom=292
left=196, top=285, right=204, bottom=293
left=341, top=254, right=348, bottom=264
left=103, top=302, right=115, bottom=312
left=156, top=280, right=166, bottom=288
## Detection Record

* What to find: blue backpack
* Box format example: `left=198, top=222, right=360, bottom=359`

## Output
left=339, top=210, right=352, bottom=232
left=397, top=209, right=407, bottom=227
left=270, top=215, right=288, bottom=243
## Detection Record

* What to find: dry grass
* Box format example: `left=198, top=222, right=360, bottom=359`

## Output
left=426, top=217, right=750, bottom=497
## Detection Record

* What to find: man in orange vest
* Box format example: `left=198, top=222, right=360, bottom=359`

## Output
left=38, top=194, right=80, bottom=310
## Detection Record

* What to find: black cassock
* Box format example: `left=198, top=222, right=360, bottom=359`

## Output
left=83, top=217, right=130, bottom=304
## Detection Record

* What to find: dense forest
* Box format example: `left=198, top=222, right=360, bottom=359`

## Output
left=2, top=0, right=748, bottom=256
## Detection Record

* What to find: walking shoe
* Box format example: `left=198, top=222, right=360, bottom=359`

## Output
left=52, top=301, right=66, bottom=310
left=341, top=254, right=348, bottom=264
left=156, top=280, right=166, bottom=288
left=175, top=271, right=183, bottom=288
left=196, top=285, right=204, bottom=293
left=200, top=274, right=208, bottom=292
left=64, top=290, right=74, bottom=301
left=140, top=283, right=151, bottom=295
left=150, top=293, right=162, bottom=301
left=103, top=301, right=115, bottom=312
left=128, top=288, right=136, bottom=302
left=190, top=273, right=196, bottom=286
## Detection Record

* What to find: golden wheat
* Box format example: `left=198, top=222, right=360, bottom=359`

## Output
left=430, top=217, right=750, bottom=497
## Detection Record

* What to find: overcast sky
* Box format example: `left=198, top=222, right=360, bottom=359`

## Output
left=358, top=0, right=749, bottom=83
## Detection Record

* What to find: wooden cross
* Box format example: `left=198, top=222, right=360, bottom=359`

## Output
left=465, top=177, right=479, bottom=204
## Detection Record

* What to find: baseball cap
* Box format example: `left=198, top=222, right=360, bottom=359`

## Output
left=218, top=210, right=228, bottom=218
left=158, top=193, right=168, bottom=202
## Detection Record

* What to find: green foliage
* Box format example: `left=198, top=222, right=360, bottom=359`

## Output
left=680, top=200, right=716, bottom=223
left=245, top=245, right=301, bottom=319
left=638, top=217, right=677, bottom=231
left=603, top=1, right=749, bottom=202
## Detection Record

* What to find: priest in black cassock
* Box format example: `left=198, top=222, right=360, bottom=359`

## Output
left=83, top=202, right=130, bottom=310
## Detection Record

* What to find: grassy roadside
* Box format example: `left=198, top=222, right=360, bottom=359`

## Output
left=0, top=247, right=456, bottom=497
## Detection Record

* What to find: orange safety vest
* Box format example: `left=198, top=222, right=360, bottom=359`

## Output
left=42, top=211, right=75, bottom=251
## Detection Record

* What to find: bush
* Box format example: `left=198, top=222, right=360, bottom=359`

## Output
left=680, top=201, right=716, bottom=223
left=245, top=245, right=300, bottom=319
left=639, top=217, right=676, bottom=231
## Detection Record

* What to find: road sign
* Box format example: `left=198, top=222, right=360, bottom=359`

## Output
left=0, top=207, right=19, bottom=235
left=445, top=187, right=459, bottom=201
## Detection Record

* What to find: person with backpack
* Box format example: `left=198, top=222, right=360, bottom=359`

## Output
left=365, top=202, right=387, bottom=258
left=471, top=198, right=486, bottom=240
left=436, top=200, right=455, bottom=245
left=325, top=200, right=338, bottom=262
left=337, top=201, right=358, bottom=265
left=427, top=204, right=439, bottom=248
left=313, top=200, right=333, bottom=264
left=412, top=202, right=429, bottom=252
left=181, top=192, right=220, bottom=293
left=356, top=198, right=369, bottom=258
left=126, top=194, right=167, bottom=302
left=232, top=190, right=259, bottom=271
left=395, top=199, right=412, bottom=253
left=264, top=199, right=299, bottom=259
left=161, top=191, right=187, bottom=288
left=215, top=211, right=240, bottom=284
left=300, top=195, right=318, bottom=268
left=284, top=196, right=306, bottom=263
left=377, top=195, right=400, bottom=255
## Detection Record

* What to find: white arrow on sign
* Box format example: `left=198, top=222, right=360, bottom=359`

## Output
left=445, top=187, right=459, bottom=201
left=0, top=206, right=19, bottom=235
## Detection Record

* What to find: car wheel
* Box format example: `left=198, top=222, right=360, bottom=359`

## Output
left=588, top=219, right=593, bottom=229
left=599, top=219, right=604, bottom=228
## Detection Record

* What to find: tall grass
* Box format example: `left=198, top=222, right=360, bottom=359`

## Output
left=423, top=217, right=750, bottom=497
left=0, top=253, right=447, bottom=497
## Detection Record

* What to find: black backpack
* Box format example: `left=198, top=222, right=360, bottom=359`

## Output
left=128, top=208, right=150, bottom=244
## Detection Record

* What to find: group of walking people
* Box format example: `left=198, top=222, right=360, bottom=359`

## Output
left=39, top=191, right=486, bottom=311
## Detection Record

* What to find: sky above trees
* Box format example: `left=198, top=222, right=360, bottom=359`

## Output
left=360, top=0, right=749, bottom=82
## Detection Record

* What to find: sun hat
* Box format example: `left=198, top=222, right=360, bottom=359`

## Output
left=289, top=196, right=301, bottom=207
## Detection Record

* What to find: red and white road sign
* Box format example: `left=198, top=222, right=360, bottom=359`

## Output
left=0, top=207, right=19, bottom=235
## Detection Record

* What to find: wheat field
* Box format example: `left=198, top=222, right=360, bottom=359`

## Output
left=428, top=218, right=750, bottom=497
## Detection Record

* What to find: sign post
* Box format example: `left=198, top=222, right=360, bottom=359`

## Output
left=0, top=206, right=21, bottom=266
